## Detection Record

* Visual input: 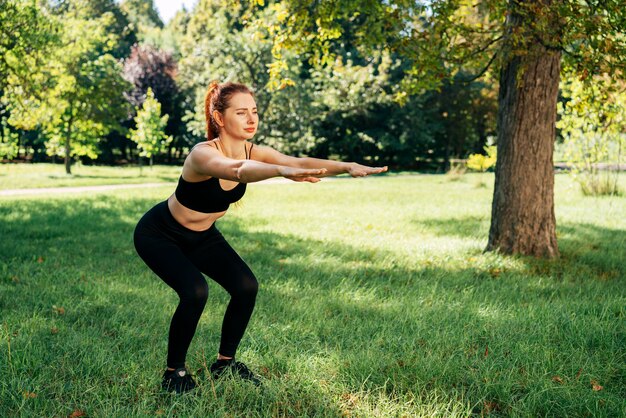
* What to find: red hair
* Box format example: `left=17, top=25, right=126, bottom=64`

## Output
left=204, top=81, right=255, bottom=140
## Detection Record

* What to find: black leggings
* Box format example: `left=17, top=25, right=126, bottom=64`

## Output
left=133, top=201, right=258, bottom=369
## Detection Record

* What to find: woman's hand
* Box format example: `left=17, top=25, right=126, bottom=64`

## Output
left=278, top=166, right=328, bottom=183
left=347, top=163, right=388, bottom=177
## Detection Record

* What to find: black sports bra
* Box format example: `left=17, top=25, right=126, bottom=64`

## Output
left=174, top=141, right=252, bottom=213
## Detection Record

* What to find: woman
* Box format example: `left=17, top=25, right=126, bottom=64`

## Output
left=133, top=81, right=387, bottom=394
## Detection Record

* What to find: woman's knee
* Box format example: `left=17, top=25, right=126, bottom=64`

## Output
left=180, top=280, right=209, bottom=306
left=235, top=274, right=258, bottom=300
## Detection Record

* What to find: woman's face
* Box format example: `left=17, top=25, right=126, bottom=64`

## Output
left=217, top=92, right=258, bottom=140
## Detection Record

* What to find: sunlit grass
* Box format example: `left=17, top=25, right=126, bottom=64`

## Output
left=0, top=172, right=624, bottom=416
left=0, top=163, right=180, bottom=189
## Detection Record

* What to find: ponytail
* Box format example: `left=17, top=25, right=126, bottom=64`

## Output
left=205, top=80, right=220, bottom=141
left=204, top=80, right=255, bottom=141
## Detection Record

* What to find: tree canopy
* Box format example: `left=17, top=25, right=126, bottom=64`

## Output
left=1, top=0, right=623, bottom=230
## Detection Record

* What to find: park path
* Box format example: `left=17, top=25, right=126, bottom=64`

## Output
left=0, top=177, right=297, bottom=197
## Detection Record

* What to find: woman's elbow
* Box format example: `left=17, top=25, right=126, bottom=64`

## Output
left=234, top=161, right=248, bottom=182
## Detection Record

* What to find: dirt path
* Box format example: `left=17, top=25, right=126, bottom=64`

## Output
left=0, top=178, right=297, bottom=197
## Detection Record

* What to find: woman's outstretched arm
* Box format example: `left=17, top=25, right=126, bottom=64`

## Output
left=251, top=145, right=388, bottom=177
left=189, top=145, right=326, bottom=183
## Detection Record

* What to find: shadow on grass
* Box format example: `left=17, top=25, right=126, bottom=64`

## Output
left=413, top=215, right=490, bottom=238
left=0, top=198, right=623, bottom=416
left=413, top=214, right=625, bottom=279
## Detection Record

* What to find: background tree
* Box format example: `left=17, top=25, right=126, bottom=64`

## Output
left=557, top=75, right=625, bottom=196
left=70, top=0, right=137, bottom=59
left=119, top=0, right=164, bottom=47
left=176, top=0, right=494, bottom=163
left=123, top=44, right=185, bottom=160
left=0, top=0, right=59, bottom=160
left=4, top=1, right=131, bottom=174
left=0, top=0, right=500, bottom=171
left=267, top=0, right=626, bottom=257
left=119, top=0, right=163, bottom=31
left=129, top=88, right=172, bottom=170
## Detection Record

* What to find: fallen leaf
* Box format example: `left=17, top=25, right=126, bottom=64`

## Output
left=155, top=410, right=165, bottom=416
left=591, top=379, right=603, bottom=391
left=340, top=392, right=359, bottom=407
left=68, top=410, right=86, bottom=418
left=37, top=257, right=44, bottom=263
left=484, top=344, right=489, bottom=357
left=52, top=306, right=65, bottom=315
left=51, top=327, right=59, bottom=335
left=552, top=376, right=564, bottom=384
left=483, top=401, right=499, bottom=413
left=22, top=391, right=37, bottom=399
left=575, top=368, right=583, bottom=380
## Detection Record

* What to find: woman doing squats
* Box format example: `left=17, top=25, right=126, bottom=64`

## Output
left=133, top=81, right=387, bottom=394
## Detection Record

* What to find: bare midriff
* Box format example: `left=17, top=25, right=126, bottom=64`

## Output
left=167, top=193, right=227, bottom=232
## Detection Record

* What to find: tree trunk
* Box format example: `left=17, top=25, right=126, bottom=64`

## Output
left=64, top=107, right=73, bottom=175
left=486, top=40, right=561, bottom=257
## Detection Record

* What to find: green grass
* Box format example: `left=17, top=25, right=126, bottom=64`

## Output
left=0, top=163, right=180, bottom=189
left=0, top=172, right=624, bottom=417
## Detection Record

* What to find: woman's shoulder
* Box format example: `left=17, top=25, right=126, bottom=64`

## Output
left=189, top=141, right=219, bottom=157
left=191, top=140, right=218, bottom=151
left=185, top=141, right=219, bottom=169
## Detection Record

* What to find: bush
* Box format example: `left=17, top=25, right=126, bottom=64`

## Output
left=466, top=145, right=497, bottom=172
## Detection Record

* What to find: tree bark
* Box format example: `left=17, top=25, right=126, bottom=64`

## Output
left=486, top=40, right=561, bottom=257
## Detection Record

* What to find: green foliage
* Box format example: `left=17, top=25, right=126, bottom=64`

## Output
left=0, top=117, right=19, bottom=159
left=3, top=2, right=131, bottom=172
left=149, top=8, right=191, bottom=57
left=129, top=88, right=172, bottom=166
left=0, top=0, right=59, bottom=92
left=466, top=145, right=497, bottom=172
left=175, top=1, right=496, bottom=164
left=64, top=0, right=138, bottom=59
left=557, top=75, right=625, bottom=196
left=119, top=0, right=163, bottom=31
left=0, top=0, right=501, bottom=167
left=123, top=44, right=185, bottom=145
left=270, top=0, right=626, bottom=95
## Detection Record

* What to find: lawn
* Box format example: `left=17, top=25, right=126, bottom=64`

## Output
left=0, top=170, right=624, bottom=417
left=0, top=163, right=180, bottom=190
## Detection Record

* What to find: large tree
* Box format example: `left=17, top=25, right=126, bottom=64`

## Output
left=0, top=0, right=59, bottom=159
left=4, top=2, right=131, bottom=174
left=268, top=0, right=626, bottom=257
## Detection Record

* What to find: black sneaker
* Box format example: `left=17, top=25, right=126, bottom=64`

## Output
left=161, top=367, right=197, bottom=394
left=210, top=358, right=261, bottom=386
